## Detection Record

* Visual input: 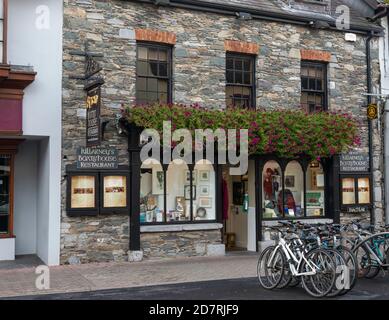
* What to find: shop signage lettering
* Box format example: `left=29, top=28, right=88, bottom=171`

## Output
left=86, top=86, right=101, bottom=147
left=340, top=152, right=369, bottom=172
left=346, top=206, right=368, bottom=213
left=77, top=147, right=118, bottom=169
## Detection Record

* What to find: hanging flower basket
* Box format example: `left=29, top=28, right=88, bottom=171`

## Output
left=122, top=103, right=360, bottom=159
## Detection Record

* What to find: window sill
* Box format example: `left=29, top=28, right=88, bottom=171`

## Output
left=0, top=235, right=15, bottom=239
left=140, top=223, right=223, bottom=233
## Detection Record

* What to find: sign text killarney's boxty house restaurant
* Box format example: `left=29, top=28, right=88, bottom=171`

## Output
left=76, top=147, right=119, bottom=169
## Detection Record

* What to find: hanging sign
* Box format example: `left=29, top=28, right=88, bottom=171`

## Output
left=86, top=86, right=101, bottom=147
left=340, top=152, right=369, bottom=172
left=367, top=103, right=378, bottom=120
left=76, top=147, right=118, bottom=169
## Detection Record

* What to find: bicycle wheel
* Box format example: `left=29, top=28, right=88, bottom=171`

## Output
left=276, top=248, right=294, bottom=289
left=300, top=248, right=336, bottom=298
left=354, top=244, right=372, bottom=278
left=257, top=246, right=285, bottom=290
left=336, top=245, right=358, bottom=295
left=361, top=239, right=380, bottom=279
left=322, top=249, right=347, bottom=298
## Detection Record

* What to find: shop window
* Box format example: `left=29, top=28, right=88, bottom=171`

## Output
left=140, top=158, right=217, bottom=225
left=226, top=53, right=255, bottom=108
left=305, top=160, right=325, bottom=217
left=262, top=159, right=326, bottom=220
left=262, top=160, right=282, bottom=219
left=166, top=160, right=191, bottom=222
left=66, top=166, right=129, bottom=216
left=140, top=159, right=165, bottom=223
left=301, top=61, right=327, bottom=113
left=136, top=43, right=172, bottom=104
left=0, top=154, right=12, bottom=236
left=284, top=161, right=304, bottom=218
left=341, top=176, right=371, bottom=207
left=193, top=160, right=216, bottom=221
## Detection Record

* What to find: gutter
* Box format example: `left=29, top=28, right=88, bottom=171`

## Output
left=132, top=0, right=383, bottom=35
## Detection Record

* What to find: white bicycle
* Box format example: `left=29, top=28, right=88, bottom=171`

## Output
left=257, top=226, right=337, bottom=298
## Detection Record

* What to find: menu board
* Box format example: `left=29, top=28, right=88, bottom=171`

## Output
left=358, top=177, right=370, bottom=204
left=342, top=178, right=355, bottom=205
left=103, top=176, right=127, bottom=208
left=71, top=176, right=95, bottom=208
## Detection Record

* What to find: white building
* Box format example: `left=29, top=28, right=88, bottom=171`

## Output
left=0, top=0, right=62, bottom=265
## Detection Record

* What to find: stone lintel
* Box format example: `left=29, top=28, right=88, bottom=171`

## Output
left=300, top=49, right=331, bottom=62
left=224, top=40, right=259, bottom=55
left=135, top=28, right=176, bottom=45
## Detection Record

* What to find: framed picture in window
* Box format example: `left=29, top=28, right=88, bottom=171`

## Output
left=199, top=197, right=212, bottom=208
left=285, top=176, right=295, bottom=188
left=199, top=170, right=210, bottom=181
left=184, top=185, right=196, bottom=200
left=185, top=170, right=197, bottom=184
left=199, top=185, right=209, bottom=196
left=152, top=170, right=165, bottom=195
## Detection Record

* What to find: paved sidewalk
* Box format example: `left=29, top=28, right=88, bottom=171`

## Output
left=0, top=254, right=259, bottom=298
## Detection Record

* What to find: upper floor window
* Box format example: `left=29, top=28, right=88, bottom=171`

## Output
left=301, top=61, right=327, bottom=113
left=226, top=53, right=255, bottom=108
left=136, top=43, right=172, bottom=105
left=0, top=0, right=8, bottom=64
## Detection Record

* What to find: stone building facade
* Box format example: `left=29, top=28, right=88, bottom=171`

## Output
left=61, top=0, right=384, bottom=264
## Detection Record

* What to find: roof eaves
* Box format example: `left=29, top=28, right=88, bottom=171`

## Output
left=130, top=0, right=383, bottom=34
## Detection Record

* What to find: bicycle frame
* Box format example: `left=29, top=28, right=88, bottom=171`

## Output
left=268, top=237, right=317, bottom=277
left=353, top=232, right=389, bottom=268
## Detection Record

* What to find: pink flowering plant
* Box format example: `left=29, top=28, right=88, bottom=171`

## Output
left=123, top=103, right=359, bottom=159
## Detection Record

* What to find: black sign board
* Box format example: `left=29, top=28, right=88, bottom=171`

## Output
left=346, top=206, right=369, bottom=214
left=77, top=147, right=119, bottom=169
left=340, top=152, right=369, bottom=172
left=86, top=86, right=101, bottom=147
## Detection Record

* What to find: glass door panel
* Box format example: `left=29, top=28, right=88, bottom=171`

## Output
left=0, top=154, right=11, bottom=235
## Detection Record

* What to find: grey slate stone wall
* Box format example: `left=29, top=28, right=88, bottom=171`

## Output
left=61, top=0, right=383, bottom=263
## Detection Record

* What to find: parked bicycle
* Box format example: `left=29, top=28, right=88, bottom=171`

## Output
left=342, top=219, right=389, bottom=279
left=257, top=221, right=359, bottom=298
left=257, top=224, right=338, bottom=298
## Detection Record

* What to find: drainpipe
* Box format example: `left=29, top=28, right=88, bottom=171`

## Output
left=385, top=15, right=389, bottom=226
left=385, top=99, right=389, bottom=225
left=366, top=31, right=375, bottom=226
